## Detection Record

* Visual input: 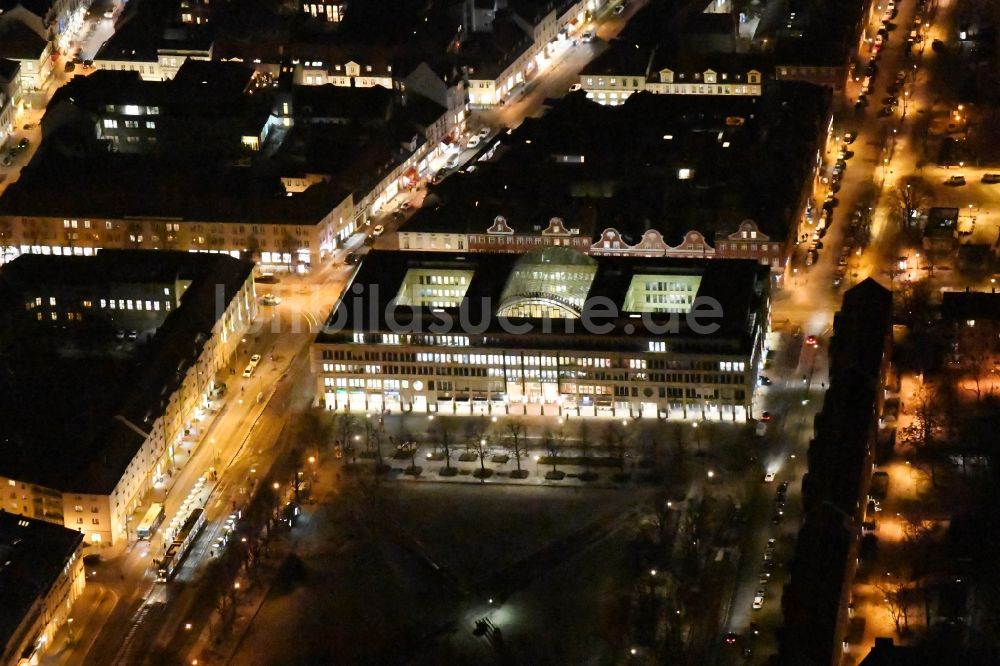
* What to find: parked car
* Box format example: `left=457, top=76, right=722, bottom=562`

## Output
left=466, top=135, right=481, bottom=149
left=478, top=127, right=491, bottom=139
left=763, top=471, right=776, bottom=483
left=345, top=252, right=359, bottom=265
left=371, top=224, right=385, bottom=236
left=981, top=173, right=1000, bottom=184
left=582, top=30, right=595, bottom=42
left=752, top=590, right=765, bottom=609
left=945, top=175, right=966, bottom=186
left=260, top=293, right=282, bottom=306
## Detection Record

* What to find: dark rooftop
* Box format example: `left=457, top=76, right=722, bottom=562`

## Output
left=0, top=250, right=254, bottom=495
left=941, top=290, right=1000, bottom=322
left=0, top=19, right=47, bottom=60
left=0, top=512, right=83, bottom=655
left=0, top=57, right=19, bottom=83
left=0, top=150, right=350, bottom=224
left=405, top=85, right=829, bottom=245
left=316, top=248, right=770, bottom=353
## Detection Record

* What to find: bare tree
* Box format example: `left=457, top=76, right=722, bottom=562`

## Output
left=874, top=578, right=913, bottom=634
left=432, top=418, right=456, bottom=474
left=602, top=421, right=630, bottom=473
left=333, top=409, right=358, bottom=463
left=472, top=433, right=492, bottom=480
left=578, top=421, right=593, bottom=475
left=296, top=406, right=332, bottom=461
left=899, top=383, right=947, bottom=487
left=891, top=175, right=932, bottom=227
left=502, top=418, right=529, bottom=477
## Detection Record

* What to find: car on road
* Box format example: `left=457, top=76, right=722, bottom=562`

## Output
left=478, top=127, right=491, bottom=139
left=724, top=632, right=739, bottom=645
left=945, top=175, right=967, bottom=186
left=759, top=375, right=772, bottom=386
left=752, top=590, right=765, bottom=609
left=16, top=138, right=28, bottom=150
left=445, top=153, right=461, bottom=169
left=806, top=335, right=819, bottom=347
left=982, top=174, right=1000, bottom=184
left=345, top=252, right=359, bottom=265
left=779, top=481, right=789, bottom=492
left=397, top=201, right=412, bottom=212
left=371, top=224, right=385, bottom=237
left=763, top=471, right=776, bottom=483
left=775, top=501, right=785, bottom=515
left=760, top=411, right=772, bottom=422
left=771, top=512, right=783, bottom=525
left=843, top=131, right=856, bottom=144
left=582, top=30, right=595, bottom=42
left=1, top=155, right=10, bottom=167
left=260, top=293, right=282, bottom=306
left=466, top=135, right=481, bottom=149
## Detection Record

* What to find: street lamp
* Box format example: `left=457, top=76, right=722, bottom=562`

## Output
left=272, top=482, right=279, bottom=490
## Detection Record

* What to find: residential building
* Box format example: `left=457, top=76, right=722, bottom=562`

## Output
left=0, top=0, right=92, bottom=50
left=313, top=248, right=771, bottom=422
left=399, top=86, right=830, bottom=280
left=43, top=61, right=273, bottom=156
left=0, top=250, right=256, bottom=546
left=0, top=16, right=52, bottom=103
left=0, top=513, right=86, bottom=666
left=458, top=0, right=606, bottom=106
left=579, top=2, right=769, bottom=104
left=0, top=59, right=19, bottom=148
left=780, top=278, right=893, bottom=666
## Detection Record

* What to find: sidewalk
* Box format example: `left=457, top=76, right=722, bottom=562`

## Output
left=184, top=450, right=340, bottom=665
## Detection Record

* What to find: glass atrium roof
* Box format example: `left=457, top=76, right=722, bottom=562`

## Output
left=497, top=248, right=597, bottom=319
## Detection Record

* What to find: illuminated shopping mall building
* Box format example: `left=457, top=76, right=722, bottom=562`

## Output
left=313, top=248, right=771, bottom=421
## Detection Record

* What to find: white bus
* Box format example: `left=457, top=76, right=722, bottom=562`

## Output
left=136, top=502, right=165, bottom=540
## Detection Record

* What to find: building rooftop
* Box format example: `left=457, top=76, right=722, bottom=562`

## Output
left=0, top=0, right=57, bottom=19
left=941, top=290, right=1000, bottom=322
left=405, top=85, right=829, bottom=245
left=0, top=18, right=47, bottom=60
left=0, top=512, right=83, bottom=656
left=0, top=250, right=254, bottom=495
left=0, top=150, right=350, bottom=224
left=316, top=248, right=770, bottom=353
left=0, top=57, right=19, bottom=83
